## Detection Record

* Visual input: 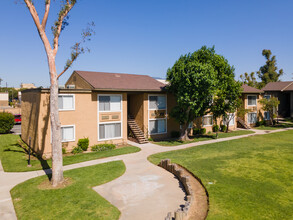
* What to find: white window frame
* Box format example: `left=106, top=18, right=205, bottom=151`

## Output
left=247, top=112, right=257, bottom=124
left=202, top=115, right=213, bottom=127
left=148, top=94, right=168, bottom=135
left=148, top=95, right=167, bottom=110
left=58, top=94, right=75, bottom=111
left=264, top=95, right=271, bottom=100
left=98, top=94, right=122, bottom=113
left=61, top=125, right=75, bottom=142
left=97, top=94, right=123, bottom=141
left=247, top=95, right=257, bottom=107
left=264, top=111, right=270, bottom=121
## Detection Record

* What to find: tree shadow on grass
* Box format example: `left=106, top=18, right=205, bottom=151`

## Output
left=4, top=143, right=51, bottom=180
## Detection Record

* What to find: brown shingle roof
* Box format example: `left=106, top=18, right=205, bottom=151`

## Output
left=74, top=71, right=166, bottom=91
left=241, top=84, right=263, bottom=93
left=262, top=81, right=293, bottom=91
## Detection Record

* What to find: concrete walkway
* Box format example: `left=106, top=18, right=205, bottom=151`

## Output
left=1, top=127, right=292, bottom=220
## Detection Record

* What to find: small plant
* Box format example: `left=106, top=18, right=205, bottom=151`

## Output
left=71, top=146, right=83, bottom=154
left=148, top=137, right=154, bottom=141
left=193, top=128, right=200, bottom=135
left=62, top=147, right=67, bottom=154
left=171, top=131, right=180, bottom=138
left=0, top=112, right=15, bottom=134
left=207, top=131, right=212, bottom=135
left=212, top=125, right=219, bottom=132
left=199, top=128, right=206, bottom=135
left=78, top=137, right=89, bottom=151
left=91, top=144, right=116, bottom=152
left=221, top=125, right=227, bottom=132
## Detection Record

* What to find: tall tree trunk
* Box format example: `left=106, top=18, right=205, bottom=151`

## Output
left=49, top=57, right=63, bottom=186
left=180, top=123, right=190, bottom=141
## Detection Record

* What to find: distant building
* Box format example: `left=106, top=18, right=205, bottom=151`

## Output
left=0, top=92, right=9, bottom=107
left=20, top=83, right=36, bottom=89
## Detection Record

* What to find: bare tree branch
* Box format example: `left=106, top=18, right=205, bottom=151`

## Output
left=41, top=0, right=51, bottom=29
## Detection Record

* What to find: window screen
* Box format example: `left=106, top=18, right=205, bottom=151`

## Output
left=149, top=96, right=166, bottom=110
left=203, top=116, right=213, bottom=126
left=99, top=123, right=121, bottom=139
left=248, top=96, right=257, bottom=106
left=99, top=95, right=121, bottom=111
left=248, top=113, right=257, bottom=124
left=61, top=126, right=74, bottom=142
left=58, top=95, right=74, bottom=110
left=149, top=119, right=166, bottom=134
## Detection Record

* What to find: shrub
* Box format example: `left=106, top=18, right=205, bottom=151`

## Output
left=193, top=128, right=200, bottom=135
left=199, top=128, right=206, bottom=135
left=221, top=125, right=227, bottom=132
left=0, top=112, right=15, bottom=134
left=171, top=131, right=180, bottom=138
left=62, top=147, right=67, bottom=154
left=255, top=121, right=261, bottom=127
left=148, top=137, right=154, bottom=141
left=212, top=125, right=219, bottom=132
left=77, top=138, right=89, bottom=151
left=71, top=146, right=83, bottom=154
left=91, top=144, right=116, bottom=152
left=207, top=131, right=212, bottom=135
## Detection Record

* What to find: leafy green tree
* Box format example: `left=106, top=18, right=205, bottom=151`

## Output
left=166, top=46, right=218, bottom=141
left=257, top=49, right=283, bottom=88
left=209, top=57, right=242, bottom=134
left=258, top=97, right=279, bottom=125
left=240, top=72, right=259, bottom=88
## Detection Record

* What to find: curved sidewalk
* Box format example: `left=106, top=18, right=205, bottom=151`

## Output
left=1, top=127, right=292, bottom=220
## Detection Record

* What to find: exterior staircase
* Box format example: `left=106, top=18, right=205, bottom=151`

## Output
left=236, top=117, right=250, bottom=129
left=127, top=115, right=148, bottom=144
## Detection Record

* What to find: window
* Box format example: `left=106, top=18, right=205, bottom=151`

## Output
left=264, top=111, right=270, bottom=120
left=99, top=95, right=121, bottom=112
left=61, top=125, right=75, bottom=142
left=149, top=119, right=167, bottom=134
left=223, top=113, right=235, bottom=126
left=149, top=95, right=166, bottom=110
left=247, top=95, right=257, bottom=106
left=58, top=94, right=74, bottom=110
left=264, top=95, right=271, bottom=100
left=248, top=112, right=257, bottom=124
left=99, top=123, right=121, bottom=140
left=203, top=115, right=213, bottom=126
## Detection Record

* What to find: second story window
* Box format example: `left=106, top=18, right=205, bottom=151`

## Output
left=99, top=95, right=121, bottom=112
left=58, top=94, right=75, bottom=111
left=247, top=95, right=257, bottom=106
left=149, top=95, right=166, bottom=110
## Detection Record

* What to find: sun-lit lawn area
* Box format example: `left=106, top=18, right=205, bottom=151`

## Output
left=11, top=161, right=125, bottom=220
left=149, top=130, right=293, bottom=219
left=0, top=134, right=140, bottom=172
left=152, top=130, right=255, bottom=146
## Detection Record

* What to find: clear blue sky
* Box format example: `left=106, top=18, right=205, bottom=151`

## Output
left=0, top=0, right=292, bottom=88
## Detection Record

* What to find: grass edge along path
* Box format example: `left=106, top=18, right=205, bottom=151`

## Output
left=148, top=130, right=293, bottom=219
left=11, top=161, right=126, bottom=220
left=152, top=130, right=255, bottom=146
left=0, top=134, right=140, bottom=172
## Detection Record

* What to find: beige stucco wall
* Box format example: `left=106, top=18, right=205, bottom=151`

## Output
left=22, top=90, right=128, bottom=157
left=242, top=93, right=264, bottom=126
left=65, top=72, right=93, bottom=89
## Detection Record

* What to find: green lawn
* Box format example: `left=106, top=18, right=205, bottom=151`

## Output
left=152, top=130, right=255, bottom=146
left=0, top=134, right=140, bottom=172
left=149, top=130, right=293, bottom=219
left=255, top=122, right=293, bottom=130
left=11, top=161, right=125, bottom=220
